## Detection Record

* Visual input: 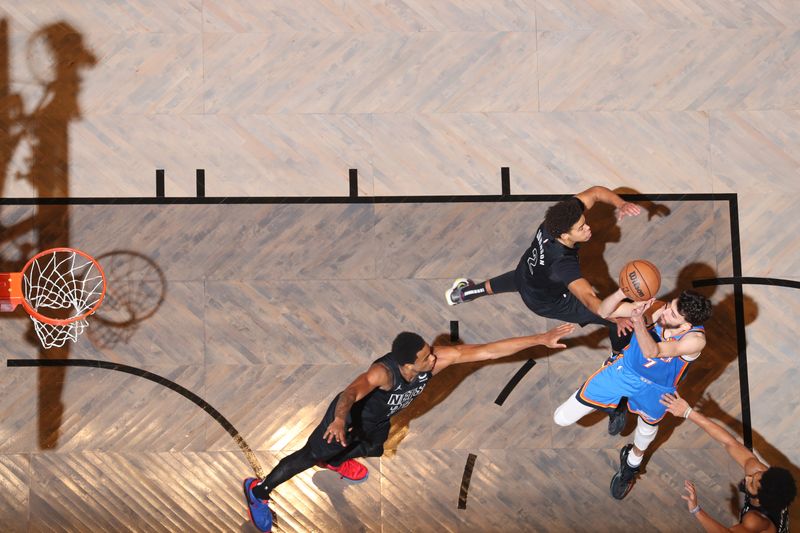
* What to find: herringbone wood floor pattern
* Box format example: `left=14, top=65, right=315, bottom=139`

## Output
left=0, top=1, right=798, bottom=531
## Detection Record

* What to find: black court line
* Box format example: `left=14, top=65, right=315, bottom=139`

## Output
left=349, top=168, right=358, bottom=197
left=196, top=169, right=205, bottom=198
left=458, top=453, right=477, bottom=509
left=694, top=277, right=800, bottom=290
left=6, top=358, right=265, bottom=477
left=727, top=197, right=753, bottom=449
left=501, top=167, right=511, bottom=196
left=494, top=359, right=537, bottom=406
left=155, top=169, right=165, bottom=198
left=0, top=192, right=736, bottom=206
left=449, top=320, right=459, bottom=343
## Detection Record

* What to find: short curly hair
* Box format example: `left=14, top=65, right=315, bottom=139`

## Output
left=543, top=198, right=584, bottom=237
left=758, top=466, right=797, bottom=515
left=390, top=332, right=425, bottom=365
left=677, top=290, right=713, bottom=325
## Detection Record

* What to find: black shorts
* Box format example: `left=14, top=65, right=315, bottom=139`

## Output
left=522, top=290, right=613, bottom=328
left=307, top=395, right=391, bottom=460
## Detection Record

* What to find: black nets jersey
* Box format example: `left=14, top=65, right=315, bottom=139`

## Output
left=514, top=223, right=583, bottom=306
left=350, top=353, right=432, bottom=429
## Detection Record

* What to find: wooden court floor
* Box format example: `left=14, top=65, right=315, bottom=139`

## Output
left=0, top=2, right=798, bottom=532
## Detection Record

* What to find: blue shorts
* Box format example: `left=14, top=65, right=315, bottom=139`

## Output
left=578, top=359, right=675, bottom=424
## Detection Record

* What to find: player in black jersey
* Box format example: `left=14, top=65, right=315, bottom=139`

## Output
left=446, top=186, right=640, bottom=435
left=242, top=322, right=575, bottom=532
left=661, top=392, right=796, bottom=533
left=446, top=185, right=640, bottom=353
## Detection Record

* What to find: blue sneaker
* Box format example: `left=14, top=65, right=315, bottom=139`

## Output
left=242, top=477, right=272, bottom=532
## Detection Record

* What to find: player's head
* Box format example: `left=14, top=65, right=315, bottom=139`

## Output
left=677, top=290, right=713, bottom=326
left=544, top=198, right=590, bottom=244
left=658, top=290, right=712, bottom=328
left=740, top=467, right=797, bottom=515
left=391, top=332, right=435, bottom=372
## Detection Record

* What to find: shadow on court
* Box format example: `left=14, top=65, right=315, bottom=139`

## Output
left=0, top=19, right=94, bottom=449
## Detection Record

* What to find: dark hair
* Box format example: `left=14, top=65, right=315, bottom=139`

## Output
left=758, top=467, right=797, bottom=515
left=543, top=198, right=584, bottom=238
left=677, top=290, right=713, bottom=325
left=390, top=332, right=425, bottom=365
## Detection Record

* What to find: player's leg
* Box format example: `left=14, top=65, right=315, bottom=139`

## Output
left=246, top=416, right=338, bottom=516
left=251, top=442, right=319, bottom=500
left=244, top=446, right=317, bottom=533
left=556, top=363, right=638, bottom=426
left=535, top=292, right=633, bottom=433
left=318, top=423, right=390, bottom=483
left=243, top=396, right=344, bottom=530
left=610, top=416, right=658, bottom=500
left=244, top=426, right=367, bottom=531
left=446, top=270, right=517, bottom=305
left=553, top=390, right=595, bottom=426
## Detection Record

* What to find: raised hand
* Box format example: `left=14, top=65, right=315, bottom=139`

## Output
left=660, top=391, right=691, bottom=418
left=615, top=202, right=642, bottom=221
left=542, top=323, right=576, bottom=349
left=613, top=316, right=634, bottom=336
left=681, top=480, right=699, bottom=512
left=630, top=298, right=655, bottom=319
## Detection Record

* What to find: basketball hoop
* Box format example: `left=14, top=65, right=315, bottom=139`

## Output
left=0, top=247, right=106, bottom=348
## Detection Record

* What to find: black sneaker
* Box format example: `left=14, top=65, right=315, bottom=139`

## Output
left=610, top=444, right=640, bottom=500
left=608, top=397, right=628, bottom=436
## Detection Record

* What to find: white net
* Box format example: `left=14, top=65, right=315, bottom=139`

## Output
left=23, top=249, right=105, bottom=349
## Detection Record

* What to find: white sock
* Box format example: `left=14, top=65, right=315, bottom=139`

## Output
left=627, top=448, right=643, bottom=468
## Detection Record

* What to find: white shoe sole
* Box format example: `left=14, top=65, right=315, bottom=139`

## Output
left=445, top=278, right=471, bottom=306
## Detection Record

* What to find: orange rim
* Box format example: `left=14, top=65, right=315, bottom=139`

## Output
left=19, top=247, right=107, bottom=326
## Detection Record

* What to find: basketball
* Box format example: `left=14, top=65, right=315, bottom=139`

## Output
left=618, top=260, right=661, bottom=301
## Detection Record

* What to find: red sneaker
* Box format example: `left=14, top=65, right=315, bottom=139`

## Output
left=319, top=459, right=369, bottom=483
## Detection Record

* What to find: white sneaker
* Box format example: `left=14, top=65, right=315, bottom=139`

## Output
left=445, top=278, right=473, bottom=306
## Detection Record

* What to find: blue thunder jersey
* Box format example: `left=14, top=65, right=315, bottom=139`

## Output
left=621, top=323, right=705, bottom=387
left=579, top=322, right=706, bottom=423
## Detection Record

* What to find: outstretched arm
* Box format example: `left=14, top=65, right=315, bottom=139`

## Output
left=681, top=480, right=769, bottom=532
left=324, top=363, right=392, bottom=446
left=432, top=323, right=575, bottom=375
left=567, top=278, right=604, bottom=316
left=569, top=280, right=648, bottom=321
left=660, top=392, right=764, bottom=472
left=575, top=185, right=641, bottom=221
left=598, top=288, right=628, bottom=318
left=662, top=394, right=772, bottom=532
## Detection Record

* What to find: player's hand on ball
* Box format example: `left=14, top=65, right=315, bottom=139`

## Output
left=630, top=298, right=655, bottom=319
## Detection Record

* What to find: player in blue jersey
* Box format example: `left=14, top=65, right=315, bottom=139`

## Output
left=553, top=288, right=712, bottom=500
